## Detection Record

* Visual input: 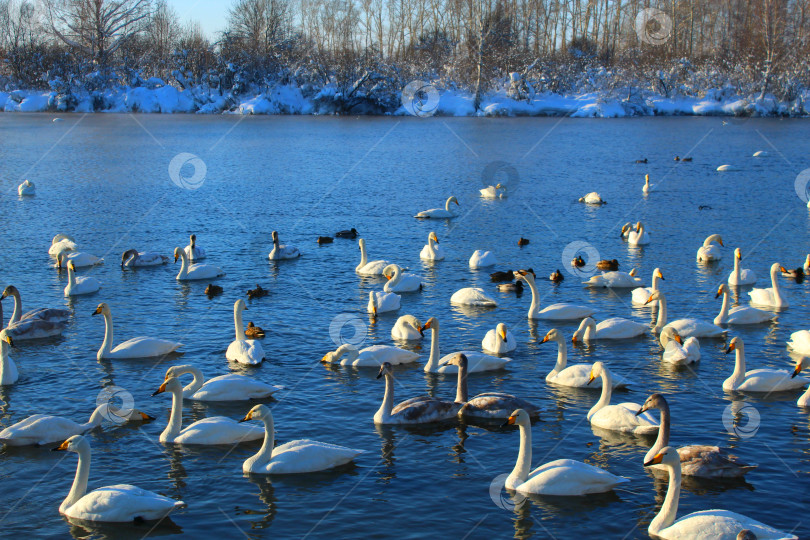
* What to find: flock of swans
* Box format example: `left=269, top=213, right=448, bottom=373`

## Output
left=1, top=172, right=807, bottom=540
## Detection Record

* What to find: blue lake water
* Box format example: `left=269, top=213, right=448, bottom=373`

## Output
left=0, top=113, right=809, bottom=539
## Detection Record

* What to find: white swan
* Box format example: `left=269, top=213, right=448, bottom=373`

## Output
left=579, top=192, right=605, bottom=205
left=17, top=179, right=35, bottom=196
left=165, top=365, right=281, bottom=401
left=56, top=250, right=103, bottom=269
left=268, top=230, right=300, bottom=260
left=449, top=354, right=538, bottom=419
left=0, top=404, right=152, bottom=446
left=644, top=446, right=797, bottom=540
left=0, top=285, right=68, bottom=340
left=93, top=303, right=182, bottom=361
left=642, top=174, right=651, bottom=194
left=748, top=263, right=789, bottom=308
left=356, top=239, right=391, bottom=275
left=715, top=284, right=773, bottom=325
left=620, top=222, right=633, bottom=239
left=241, top=404, right=363, bottom=473
left=174, top=247, right=224, bottom=281
left=515, top=269, right=594, bottom=320
left=542, top=329, right=630, bottom=388
left=419, top=232, right=445, bottom=261
left=627, top=221, right=650, bottom=245
left=49, top=234, right=77, bottom=257
left=469, top=250, right=497, bottom=269
left=121, top=249, right=168, bottom=267
left=658, top=327, right=701, bottom=365
left=646, top=290, right=727, bottom=338
left=716, top=164, right=737, bottom=171
left=152, top=377, right=264, bottom=444
left=321, top=343, right=418, bottom=367
left=480, top=183, right=506, bottom=199
left=787, top=330, right=810, bottom=355
left=391, top=315, right=423, bottom=340
left=367, top=290, right=400, bottom=315
left=503, top=409, right=628, bottom=495
left=64, top=261, right=101, bottom=296
left=631, top=268, right=664, bottom=305
left=183, top=234, right=206, bottom=261
left=728, top=248, right=757, bottom=285
left=482, top=323, right=515, bottom=353
left=374, top=362, right=460, bottom=424
left=0, top=332, right=18, bottom=384
left=415, top=196, right=459, bottom=218
left=638, top=394, right=756, bottom=478
left=53, top=435, right=185, bottom=522
left=791, top=358, right=810, bottom=407
left=382, top=264, right=422, bottom=293
left=584, top=270, right=643, bottom=288
left=423, top=317, right=509, bottom=373
left=723, top=336, right=808, bottom=392
left=450, top=287, right=497, bottom=307
left=571, top=317, right=647, bottom=341
left=226, top=299, right=265, bottom=365
left=587, top=362, right=659, bottom=435
left=697, top=234, right=724, bottom=261
left=753, top=150, right=769, bottom=157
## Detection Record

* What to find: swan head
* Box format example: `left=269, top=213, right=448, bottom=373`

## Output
left=190, top=234, right=197, bottom=246
left=400, top=315, right=423, bottom=335
left=502, top=408, right=530, bottom=427
left=541, top=328, right=561, bottom=344
left=736, top=530, right=757, bottom=540
left=55, top=251, right=66, bottom=269
left=645, top=290, right=662, bottom=305
left=52, top=234, right=75, bottom=245
left=725, top=336, right=740, bottom=354
left=715, top=283, right=729, bottom=298
left=513, top=269, right=536, bottom=283
left=239, top=404, right=271, bottom=423
left=643, top=445, right=679, bottom=467
left=1, top=285, right=18, bottom=300
left=705, top=234, right=724, bottom=247
left=382, top=264, right=400, bottom=280
left=587, top=361, right=607, bottom=385
left=571, top=318, right=595, bottom=344
left=422, top=317, right=439, bottom=332
left=448, top=196, right=459, bottom=206
left=0, top=330, right=13, bottom=348
left=635, top=221, right=644, bottom=231
left=92, top=303, right=110, bottom=317
left=637, top=393, right=667, bottom=416
left=358, top=238, right=365, bottom=250
left=152, top=376, right=182, bottom=396
left=429, top=232, right=439, bottom=244
left=271, top=231, right=279, bottom=243
left=234, top=299, right=247, bottom=312
left=660, top=326, right=682, bottom=345
left=735, top=248, right=742, bottom=260
left=791, top=356, right=809, bottom=378
left=173, top=247, right=182, bottom=262
left=376, top=361, right=393, bottom=379
left=51, top=434, right=89, bottom=454
left=165, top=365, right=195, bottom=380
left=654, top=268, right=664, bottom=280
left=321, top=343, right=358, bottom=363
left=121, top=249, right=139, bottom=267
left=446, top=352, right=468, bottom=369
left=628, top=268, right=637, bottom=276
left=644, top=174, right=650, bottom=183
left=496, top=323, right=508, bottom=342
left=620, top=223, right=632, bottom=237
left=67, top=261, right=76, bottom=272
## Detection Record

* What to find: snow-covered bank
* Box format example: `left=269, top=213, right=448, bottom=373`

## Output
left=1, top=82, right=807, bottom=118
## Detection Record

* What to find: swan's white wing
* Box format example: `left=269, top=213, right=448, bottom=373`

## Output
left=728, top=306, right=773, bottom=324
left=437, top=351, right=508, bottom=372
left=677, top=445, right=756, bottom=478
left=65, top=485, right=184, bottom=522
left=661, top=510, right=797, bottom=540
left=590, top=403, right=659, bottom=435
left=549, top=365, right=630, bottom=388
left=5, top=318, right=66, bottom=340
left=518, top=459, right=628, bottom=496
left=736, top=369, right=808, bottom=392
left=175, top=416, right=264, bottom=444
left=537, top=303, right=594, bottom=320
left=185, top=263, right=225, bottom=280
left=462, top=392, right=539, bottom=419
left=259, top=439, right=363, bottom=473
left=0, top=414, right=83, bottom=445
left=352, top=345, right=419, bottom=366
left=192, top=375, right=281, bottom=401
left=357, top=260, right=390, bottom=275
left=388, top=398, right=460, bottom=423
left=667, top=319, right=726, bottom=338
left=109, top=337, right=182, bottom=359
left=595, top=317, right=647, bottom=339
left=21, top=307, right=70, bottom=323
left=787, top=330, right=810, bottom=354
left=226, top=340, right=264, bottom=365
left=450, top=287, right=497, bottom=306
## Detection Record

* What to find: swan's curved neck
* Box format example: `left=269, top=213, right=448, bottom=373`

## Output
left=770, top=266, right=784, bottom=302
left=455, top=361, right=468, bottom=403
left=234, top=306, right=246, bottom=341
left=509, top=422, right=532, bottom=486
left=179, top=366, right=205, bottom=396
left=733, top=255, right=741, bottom=281
left=424, top=326, right=441, bottom=371
left=524, top=277, right=540, bottom=318
left=716, top=289, right=731, bottom=324
left=244, top=414, right=275, bottom=471
left=176, top=250, right=189, bottom=278
left=648, top=403, right=671, bottom=458
left=588, top=371, right=613, bottom=419
left=387, top=266, right=402, bottom=287
left=98, top=312, right=115, bottom=360
left=650, top=462, right=682, bottom=535
left=445, top=198, right=453, bottom=212
left=728, top=342, right=747, bottom=389
left=653, top=294, right=668, bottom=332
left=651, top=273, right=661, bottom=291
left=60, top=444, right=91, bottom=514
left=9, top=290, right=22, bottom=325
left=357, top=243, right=368, bottom=271
left=67, top=265, right=77, bottom=288
left=550, top=336, right=568, bottom=375
left=376, top=373, right=395, bottom=420
left=81, top=405, right=108, bottom=431
left=0, top=342, right=12, bottom=379
left=161, top=386, right=184, bottom=442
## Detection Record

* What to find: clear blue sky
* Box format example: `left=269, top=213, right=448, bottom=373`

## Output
left=170, top=0, right=231, bottom=37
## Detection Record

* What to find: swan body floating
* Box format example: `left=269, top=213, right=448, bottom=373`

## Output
left=647, top=290, right=727, bottom=338
left=367, top=290, right=400, bottom=315
left=791, top=358, right=810, bottom=407
left=423, top=317, right=509, bottom=373
left=17, top=179, right=35, bottom=195
left=583, top=270, right=642, bottom=288
left=579, top=192, right=605, bottom=205
left=419, top=232, right=445, bottom=260
left=644, top=446, right=796, bottom=540
left=183, top=234, right=206, bottom=261
left=0, top=404, right=151, bottom=446
left=696, top=234, right=724, bottom=261
left=226, top=299, right=265, bottom=365
left=268, top=230, right=300, bottom=260
left=322, top=343, right=418, bottom=367
left=165, top=365, right=281, bottom=401
left=631, top=268, right=664, bottom=305
left=723, top=336, right=808, bottom=392
left=480, top=183, right=506, bottom=199
left=587, top=362, right=659, bottom=435
left=382, top=264, right=422, bottom=293
left=56, top=250, right=102, bottom=269
left=515, top=270, right=594, bottom=320
left=0, top=332, right=18, bottom=384
left=174, top=247, right=224, bottom=281
left=787, top=330, right=810, bottom=355
left=715, top=284, right=773, bottom=325
left=450, top=354, right=538, bottom=419
left=716, top=164, right=737, bottom=171
left=64, top=261, right=101, bottom=296
left=627, top=221, right=650, bottom=245
left=53, top=435, right=185, bottom=522
left=572, top=317, right=647, bottom=341
left=469, top=250, right=497, bottom=268
left=658, top=327, right=701, bottom=365
left=542, top=329, right=630, bottom=388
left=638, top=394, right=756, bottom=478
left=642, top=174, right=651, bottom=194
left=0, top=285, right=68, bottom=340
left=748, top=263, right=789, bottom=308
left=415, top=196, right=459, bottom=219
left=49, top=234, right=77, bottom=256
left=241, top=405, right=363, bottom=474
left=728, top=248, right=757, bottom=285
left=93, top=303, right=181, bottom=360
left=391, top=315, right=423, bottom=340
left=482, top=323, right=515, bottom=353
left=356, top=239, right=391, bottom=275
left=121, top=249, right=168, bottom=267
left=503, top=409, right=628, bottom=495
left=450, top=287, right=497, bottom=307
left=152, top=377, right=264, bottom=444
left=374, top=362, right=460, bottom=424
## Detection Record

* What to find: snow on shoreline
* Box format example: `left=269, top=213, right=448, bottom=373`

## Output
left=0, top=84, right=806, bottom=118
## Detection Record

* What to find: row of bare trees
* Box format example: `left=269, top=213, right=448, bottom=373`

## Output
left=0, top=0, right=808, bottom=108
